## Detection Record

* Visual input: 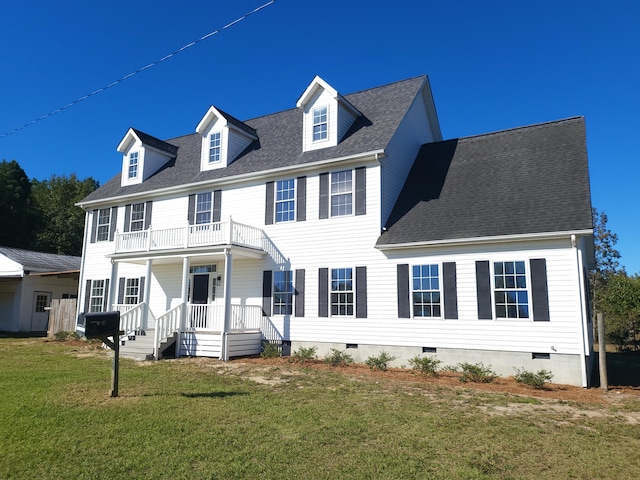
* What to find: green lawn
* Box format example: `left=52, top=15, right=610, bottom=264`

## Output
left=1, top=338, right=639, bottom=479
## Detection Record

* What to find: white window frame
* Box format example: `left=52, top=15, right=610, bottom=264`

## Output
left=273, top=270, right=293, bottom=315
left=275, top=179, right=295, bottom=223
left=493, top=260, right=530, bottom=319
left=195, top=192, right=213, bottom=225
left=124, top=278, right=140, bottom=305
left=89, top=280, right=105, bottom=313
left=209, top=132, right=222, bottom=163
left=331, top=267, right=353, bottom=316
left=411, top=264, right=442, bottom=318
left=330, top=170, right=353, bottom=217
left=96, top=208, right=111, bottom=242
left=128, top=151, right=139, bottom=179
left=312, top=105, right=328, bottom=142
left=130, top=203, right=146, bottom=232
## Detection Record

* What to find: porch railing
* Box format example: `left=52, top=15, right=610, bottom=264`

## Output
left=114, top=303, right=144, bottom=334
left=114, top=219, right=264, bottom=254
left=185, top=303, right=262, bottom=332
left=154, top=304, right=182, bottom=360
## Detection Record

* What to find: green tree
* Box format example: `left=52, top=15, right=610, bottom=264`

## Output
left=0, top=160, right=35, bottom=248
left=30, top=174, right=99, bottom=256
left=596, top=273, right=640, bottom=351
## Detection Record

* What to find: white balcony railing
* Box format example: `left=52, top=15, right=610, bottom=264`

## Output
left=114, top=219, right=264, bottom=254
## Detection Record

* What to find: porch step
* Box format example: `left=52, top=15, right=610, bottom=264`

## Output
left=119, top=330, right=155, bottom=360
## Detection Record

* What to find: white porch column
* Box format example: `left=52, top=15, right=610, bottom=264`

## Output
left=222, top=248, right=233, bottom=361
left=142, top=259, right=152, bottom=332
left=107, top=260, right=119, bottom=311
left=176, top=256, right=190, bottom=359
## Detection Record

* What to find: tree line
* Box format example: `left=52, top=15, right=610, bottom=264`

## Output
left=0, top=159, right=98, bottom=257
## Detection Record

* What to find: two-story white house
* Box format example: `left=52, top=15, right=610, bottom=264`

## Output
left=76, top=74, right=595, bottom=386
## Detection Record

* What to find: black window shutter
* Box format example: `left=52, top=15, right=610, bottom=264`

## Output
left=109, top=207, right=118, bottom=242
left=530, top=258, right=550, bottom=321
left=262, top=270, right=272, bottom=316
left=356, top=266, right=367, bottom=318
left=443, top=262, right=458, bottom=319
left=117, top=278, right=125, bottom=304
left=84, top=279, right=92, bottom=312
left=90, top=210, right=98, bottom=243
left=123, top=205, right=132, bottom=233
left=397, top=264, right=410, bottom=318
left=144, top=201, right=153, bottom=230
left=476, top=261, right=492, bottom=320
left=296, top=176, right=306, bottom=222
left=187, top=194, right=196, bottom=225
left=355, top=167, right=366, bottom=216
left=139, top=277, right=145, bottom=303
left=319, top=173, right=329, bottom=219
left=318, top=268, right=328, bottom=317
left=295, top=269, right=305, bottom=317
left=265, top=181, right=274, bottom=225
left=103, top=279, right=110, bottom=312
left=213, top=190, right=222, bottom=223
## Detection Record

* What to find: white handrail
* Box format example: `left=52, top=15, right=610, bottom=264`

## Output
left=153, top=304, right=183, bottom=360
left=118, top=303, right=144, bottom=335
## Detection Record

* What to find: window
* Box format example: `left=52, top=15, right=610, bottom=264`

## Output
left=35, top=294, right=50, bottom=313
left=128, top=151, right=139, bottom=179
left=96, top=208, right=111, bottom=242
left=275, top=179, right=295, bottom=223
left=494, top=261, right=529, bottom=318
left=130, top=203, right=145, bottom=232
left=312, top=106, right=328, bottom=142
left=209, top=132, right=221, bottom=163
left=124, top=278, right=140, bottom=305
left=196, top=192, right=212, bottom=224
left=273, top=271, right=293, bottom=315
left=412, top=264, right=441, bottom=317
left=330, top=170, right=352, bottom=216
left=90, top=280, right=105, bottom=312
left=331, top=268, right=353, bottom=316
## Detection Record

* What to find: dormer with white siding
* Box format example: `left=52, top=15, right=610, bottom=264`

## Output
left=117, top=128, right=177, bottom=187
left=296, top=76, right=361, bottom=153
left=195, top=106, right=258, bottom=172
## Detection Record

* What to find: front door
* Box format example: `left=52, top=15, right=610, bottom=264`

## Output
left=192, top=274, right=209, bottom=304
left=31, top=292, right=52, bottom=332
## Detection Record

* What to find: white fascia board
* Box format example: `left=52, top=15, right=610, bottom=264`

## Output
left=296, top=75, right=338, bottom=108
left=195, top=106, right=227, bottom=134
left=77, top=149, right=386, bottom=209
left=376, top=229, right=595, bottom=251
left=116, top=128, right=139, bottom=153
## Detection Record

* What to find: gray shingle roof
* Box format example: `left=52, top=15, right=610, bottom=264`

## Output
left=0, top=247, right=81, bottom=273
left=81, top=75, right=427, bottom=203
left=377, top=117, right=593, bottom=246
left=131, top=129, right=178, bottom=155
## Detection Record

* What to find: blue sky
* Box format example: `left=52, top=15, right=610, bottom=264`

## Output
left=1, top=1, right=638, bottom=272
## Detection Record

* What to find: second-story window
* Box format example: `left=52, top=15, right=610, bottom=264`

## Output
left=331, top=170, right=352, bottom=216
left=275, top=179, right=295, bottom=223
left=313, top=106, right=328, bottom=142
left=209, top=132, right=221, bottom=163
left=130, top=203, right=145, bottom=232
left=196, top=192, right=212, bottom=224
left=128, top=151, right=139, bottom=179
left=96, top=208, right=111, bottom=241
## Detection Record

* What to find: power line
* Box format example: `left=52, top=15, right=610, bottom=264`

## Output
left=0, top=0, right=276, bottom=139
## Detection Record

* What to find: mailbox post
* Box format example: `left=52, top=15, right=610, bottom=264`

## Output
left=84, top=311, right=123, bottom=397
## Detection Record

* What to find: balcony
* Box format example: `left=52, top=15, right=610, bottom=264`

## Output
left=114, top=219, right=264, bottom=254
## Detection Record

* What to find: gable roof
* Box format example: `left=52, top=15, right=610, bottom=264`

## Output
left=0, top=247, right=81, bottom=275
left=377, top=117, right=593, bottom=247
left=80, top=75, right=428, bottom=205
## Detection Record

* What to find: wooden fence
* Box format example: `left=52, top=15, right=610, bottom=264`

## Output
left=47, top=299, right=77, bottom=338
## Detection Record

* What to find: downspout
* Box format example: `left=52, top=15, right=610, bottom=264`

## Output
left=572, top=234, right=589, bottom=387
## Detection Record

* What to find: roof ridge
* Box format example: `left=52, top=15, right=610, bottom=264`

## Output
left=454, top=116, right=584, bottom=143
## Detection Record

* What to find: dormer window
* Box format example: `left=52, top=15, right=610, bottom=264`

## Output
left=313, top=106, right=328, bottom=142
left=128, top=152, right=139, bottom=179
left=209, top=132, right=221, bottom=163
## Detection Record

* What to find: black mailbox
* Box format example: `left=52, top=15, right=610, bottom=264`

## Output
left=85, top=311, right=121, bottom=339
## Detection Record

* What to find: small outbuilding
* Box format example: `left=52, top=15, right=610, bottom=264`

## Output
left=0, top=247, right=81, bottom=333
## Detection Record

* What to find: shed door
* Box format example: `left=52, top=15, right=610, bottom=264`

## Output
left=31, top=292, right=52, bottom=332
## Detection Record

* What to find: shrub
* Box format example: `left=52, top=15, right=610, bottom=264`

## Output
left=53, top=331, right=80, bottom=342
left=514, top=368, right=554, bottom=389
left=441, top=364, right=459, bottom=373
left=260, top=341, right=281, bottom=359
left=409, top=355, right=441, bottom=375
left=365, top=351, right=396, bottom=371
left=292, top=346, right=317, bottom=364
left=458, top=362, right=498, bottom=383
left=323, top=348, right=353, bottom=367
